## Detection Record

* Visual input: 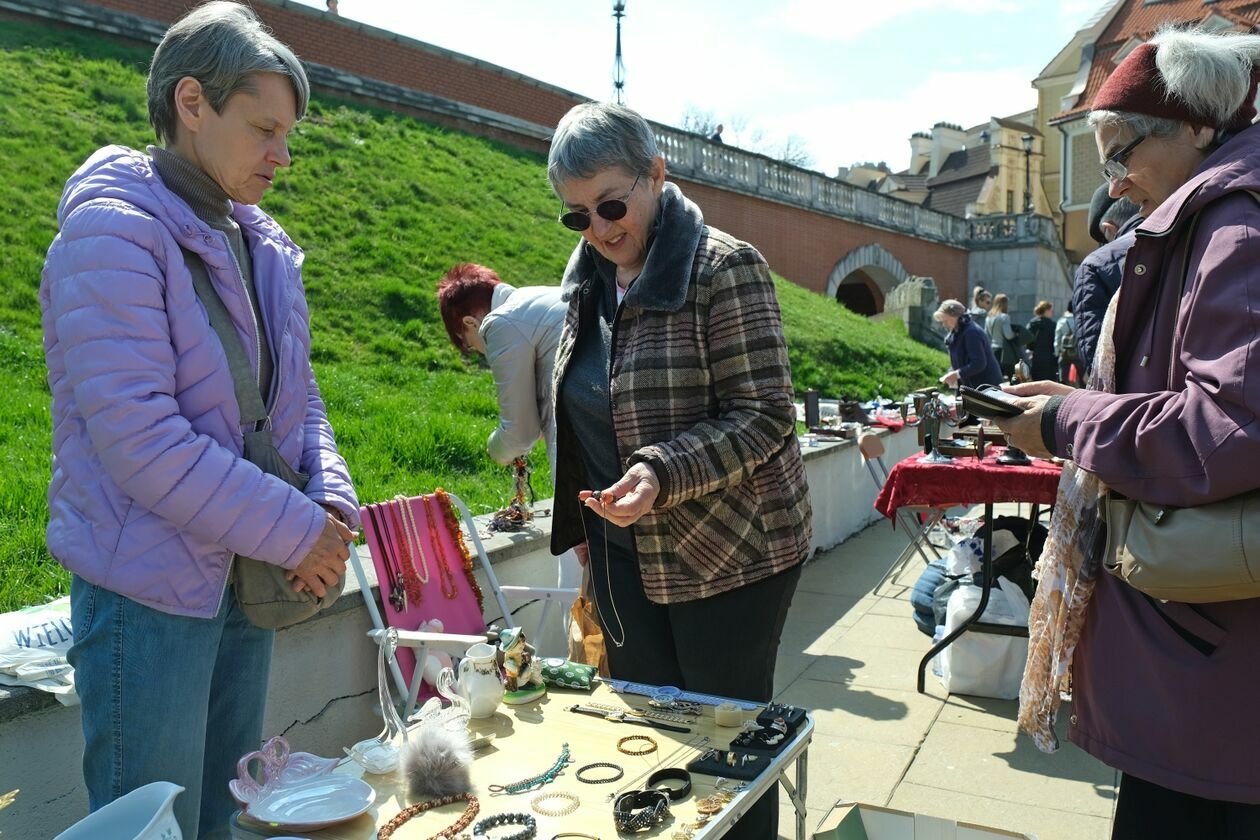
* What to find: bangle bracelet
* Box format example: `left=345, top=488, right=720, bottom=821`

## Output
left=530, top=791, right=580, bottom=817
left=575, top=761, right=624, bottom=784
left=472, top=812, right=537, bottom=839
left=645, top=767, right=692, bottom=801
left=616, top=734, right=657, bottom=756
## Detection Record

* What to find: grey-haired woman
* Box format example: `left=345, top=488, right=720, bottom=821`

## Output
left=547, top=102, right=811, bottom=840
left=1000, top=27, right=1260, bottom=837
left=42, top=4, right=357, bottom=835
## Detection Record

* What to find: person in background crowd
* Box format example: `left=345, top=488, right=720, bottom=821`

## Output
left=999, top=27, right=1260, bottom=838
left=40, top=4, right=358, bottom=836
left=437, top=263, right=566, bottom=470
left=1026, top=300, right=1058, bottom=382
left=1072, top=187, right=1141, bottom=376
left=325, top=0, right=339, bottom=15
left=985, top=292, right=1019, bottom=379
left=934, top=299, right=1002, bottom=389
left=547, top=101, right=810, bottom=840
left=708, top=123, right=724, bottom=144
left=968, top=285, right=991, bottom=330
left=1054, top=307, right=1080, bottom=386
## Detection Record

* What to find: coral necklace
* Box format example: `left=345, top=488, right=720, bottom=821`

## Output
left=422, top=494, right=460, bottom=600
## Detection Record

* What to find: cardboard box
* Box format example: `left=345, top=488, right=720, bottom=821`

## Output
left=814, top=802, right=1036, bottom=840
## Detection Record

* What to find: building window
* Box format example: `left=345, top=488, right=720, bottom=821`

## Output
left=1006, top=190, right=1014, bottom=214
left=1069, top=130, right=1102, bottom=207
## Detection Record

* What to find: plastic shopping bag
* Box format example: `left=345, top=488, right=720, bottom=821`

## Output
left=0, top=598, right=78, bottom=705
left=938, top=578, right=1030, bottom=700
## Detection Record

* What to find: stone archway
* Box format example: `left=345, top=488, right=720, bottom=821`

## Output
left=826, top=243, right=910, bottom=316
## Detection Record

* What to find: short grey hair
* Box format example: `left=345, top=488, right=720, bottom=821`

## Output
left=933, top=299, right=967, bottom=322
left=1089, top=26, right=1260, bottom=135
left=1101, top=196, right=1140, bottom=228
left=547, top=102, right=660, bottom=191
left=147, top=1, right=310, bottom=145
left=1087, top=109, right=1183, bottom=139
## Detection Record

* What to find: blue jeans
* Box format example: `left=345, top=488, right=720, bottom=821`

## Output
left=68, top=576, right=273, bottom=839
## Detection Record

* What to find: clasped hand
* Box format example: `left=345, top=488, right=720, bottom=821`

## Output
left=287, top=508, right=354, bottom=597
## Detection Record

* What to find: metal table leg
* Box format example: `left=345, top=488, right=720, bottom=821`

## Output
left=916, top=502, right=1036, bottom=693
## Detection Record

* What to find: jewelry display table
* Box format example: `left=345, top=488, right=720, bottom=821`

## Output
left=229, top=682, right=813, bottom=839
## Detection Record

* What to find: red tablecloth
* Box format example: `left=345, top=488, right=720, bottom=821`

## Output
left=874, top=449, right=1063, bottom=518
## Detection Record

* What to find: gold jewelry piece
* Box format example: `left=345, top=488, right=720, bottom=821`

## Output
left=616, top=734, right=658, bottom=756
left=531, top=791, right=580, bottom=817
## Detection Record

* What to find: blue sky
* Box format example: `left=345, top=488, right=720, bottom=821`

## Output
left=293, top=0, right=1101, bottom=175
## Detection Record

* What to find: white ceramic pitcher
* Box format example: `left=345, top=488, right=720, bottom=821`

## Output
left=455, top=641, right=504, bottom=719
left=54, top=781, right=184, bottom=840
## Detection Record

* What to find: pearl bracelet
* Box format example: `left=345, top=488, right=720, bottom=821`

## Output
left=530, top=791, right=580, bottom=818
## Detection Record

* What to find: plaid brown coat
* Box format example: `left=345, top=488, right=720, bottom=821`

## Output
left=551, top=184, right=811, bottom=604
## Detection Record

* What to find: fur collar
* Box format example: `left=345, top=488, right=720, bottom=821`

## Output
left=560, top=182, right=705, bottom=312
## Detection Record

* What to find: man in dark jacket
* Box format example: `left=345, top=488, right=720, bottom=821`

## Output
left=1071, top=186, right=1141, bottom=374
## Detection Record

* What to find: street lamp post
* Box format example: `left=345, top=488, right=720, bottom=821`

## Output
left=1022, top=133, right=1033, bottom=214
left=612, top=1, right=626, bottom=105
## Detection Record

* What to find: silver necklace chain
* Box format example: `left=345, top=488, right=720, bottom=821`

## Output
left=578, top=493, right=627, bottom=648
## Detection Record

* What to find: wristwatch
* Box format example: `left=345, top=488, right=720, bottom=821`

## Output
left=567, top=704, right=692, bottom=733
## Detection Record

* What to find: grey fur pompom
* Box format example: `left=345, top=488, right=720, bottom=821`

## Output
left=401, top=726, right=473, bottom=798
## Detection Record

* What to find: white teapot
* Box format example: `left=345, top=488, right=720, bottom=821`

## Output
left=455, top=641, right=505, bottom=719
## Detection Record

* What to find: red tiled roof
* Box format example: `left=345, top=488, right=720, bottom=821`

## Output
left=1053, top=0, right=1260, bottom=122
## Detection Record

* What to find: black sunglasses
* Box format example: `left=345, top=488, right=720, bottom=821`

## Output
left=559, top=172, right=642, bottom=232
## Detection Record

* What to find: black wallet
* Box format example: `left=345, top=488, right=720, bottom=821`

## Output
left=959, top=385, right=1025, bottom=419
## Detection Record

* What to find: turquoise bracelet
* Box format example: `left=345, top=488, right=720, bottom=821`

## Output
left=487, top=743, right=572, bottom=794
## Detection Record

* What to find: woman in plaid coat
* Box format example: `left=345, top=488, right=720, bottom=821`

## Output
left=547, top=102, right=811, bottom=840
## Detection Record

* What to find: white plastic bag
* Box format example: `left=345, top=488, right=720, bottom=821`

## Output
left=938, top=578, right=1030, bottom=699
left=0, top=598, right=78, bottom=705
left=944, top=531, right=1019, bottom=577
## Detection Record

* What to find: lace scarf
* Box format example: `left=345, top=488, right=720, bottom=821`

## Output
left=1017, top=291, right=1119, bottom=752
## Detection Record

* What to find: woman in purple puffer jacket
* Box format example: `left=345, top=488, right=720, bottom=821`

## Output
left=40, top=4, right=357, bottom=836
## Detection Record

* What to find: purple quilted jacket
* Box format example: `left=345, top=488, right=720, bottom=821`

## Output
left=41, top=146, right=360, bottom=618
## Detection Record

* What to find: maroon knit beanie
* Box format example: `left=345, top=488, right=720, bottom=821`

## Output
left=1094, top=42, right=1258, bottom=132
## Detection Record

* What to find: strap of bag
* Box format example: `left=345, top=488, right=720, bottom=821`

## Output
left=179, top=247, right=268, bottom=431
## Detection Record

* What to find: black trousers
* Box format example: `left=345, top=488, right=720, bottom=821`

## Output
left=1113, top=773, right=1260, bottom=839
left=587, top=534, right=802, bottom=840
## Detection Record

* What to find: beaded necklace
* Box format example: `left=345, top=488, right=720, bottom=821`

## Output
left=387, top=502, right=426, bottom=606
left=487, top=743, right=572, bottom=794
left=421, top=493, right=460, bottom=600
left=375, top=791, right=478, bottom=840
left=395, top=494, right=432, bottom=585
left=436, top=488, right=486, bottom=613
left=365, top=505, right=406, bottom=612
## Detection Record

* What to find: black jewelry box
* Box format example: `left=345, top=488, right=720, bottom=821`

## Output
left=756, top=703, right=805, bottom=734
left=685, top=749, right=764, bottom=781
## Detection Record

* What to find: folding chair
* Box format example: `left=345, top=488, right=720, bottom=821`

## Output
left=859, top=432, right=950, bottom=591
left=350, top=490, right=578, bottom=719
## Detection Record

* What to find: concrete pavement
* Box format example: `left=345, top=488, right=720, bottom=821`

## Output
left=774, top=511, right=1117, bottom=839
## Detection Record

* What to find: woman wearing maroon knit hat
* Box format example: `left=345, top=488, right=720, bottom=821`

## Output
left=993, top=27, right=1260, bottom=838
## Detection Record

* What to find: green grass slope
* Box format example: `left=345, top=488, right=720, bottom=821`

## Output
left=0, top=20, right=944, bottom=611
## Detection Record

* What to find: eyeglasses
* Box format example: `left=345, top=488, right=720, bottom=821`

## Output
left=559, top=172, right=642, bottom=232
left=1101, top=135, right=1146, bottom=183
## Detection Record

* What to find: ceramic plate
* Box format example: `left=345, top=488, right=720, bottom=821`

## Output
left=245, top=774, right=376, bottom=831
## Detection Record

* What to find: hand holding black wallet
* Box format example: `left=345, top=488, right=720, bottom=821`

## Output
left=960, top=385, right=1026, bottom=420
